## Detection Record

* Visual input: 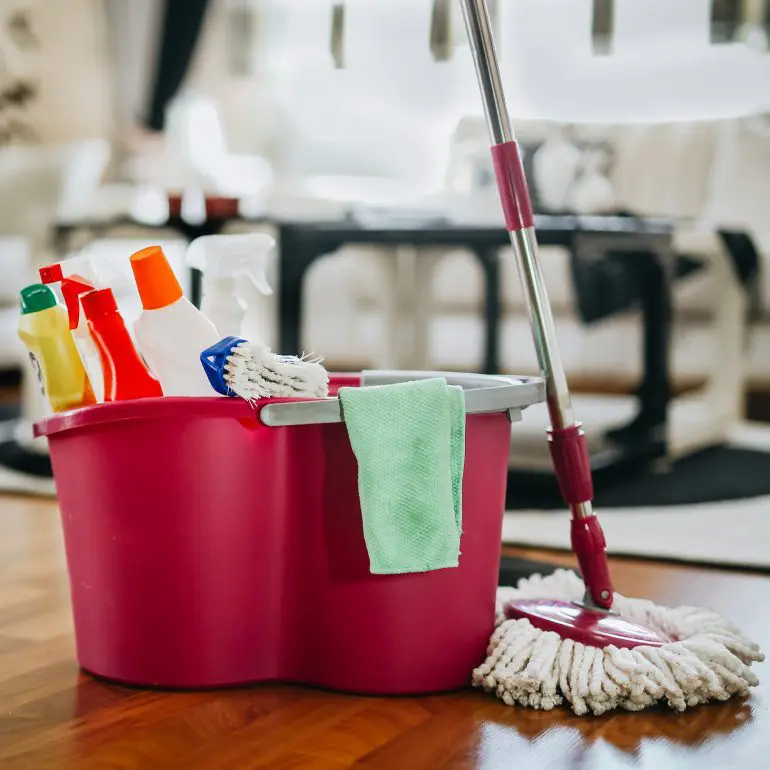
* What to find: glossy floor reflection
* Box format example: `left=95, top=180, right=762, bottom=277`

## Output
left=1, top=500, right=768, bottom=769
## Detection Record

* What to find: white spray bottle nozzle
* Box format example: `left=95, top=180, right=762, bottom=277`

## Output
left=185, top=233, right=274, bottom=295
left=238, top=267, right=273, bottom=295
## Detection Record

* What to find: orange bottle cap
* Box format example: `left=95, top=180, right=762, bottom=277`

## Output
left=130, top=246, right=183, bottom=310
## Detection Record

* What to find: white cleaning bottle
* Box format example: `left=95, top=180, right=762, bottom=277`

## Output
left=185, top=233, right=274, bottom=341
left=129, top=245, right=221, bottom=396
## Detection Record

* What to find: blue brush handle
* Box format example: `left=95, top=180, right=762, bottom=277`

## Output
left=200, top=336, right=247, bottom=396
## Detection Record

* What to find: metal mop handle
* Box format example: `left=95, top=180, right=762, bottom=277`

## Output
left=458, top=0, right=613, bottom=610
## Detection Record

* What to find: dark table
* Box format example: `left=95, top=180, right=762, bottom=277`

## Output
left=275, top=213, right=676, bottom=455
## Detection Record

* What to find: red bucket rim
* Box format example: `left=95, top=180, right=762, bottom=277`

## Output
left=33, top=395, right=328, bottom=438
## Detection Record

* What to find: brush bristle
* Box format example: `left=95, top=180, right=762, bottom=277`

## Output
left=223, top=341, right=330, bottom=401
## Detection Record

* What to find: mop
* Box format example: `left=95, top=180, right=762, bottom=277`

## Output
left=458, top=0, right=764, bottom=714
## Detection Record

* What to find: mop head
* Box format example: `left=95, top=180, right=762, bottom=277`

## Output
left=223, top=340, right=329, bottom=401
left=474, top=569, right=764, bottom=716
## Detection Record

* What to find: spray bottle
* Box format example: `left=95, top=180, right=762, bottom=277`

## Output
left=39, top=254, right=98, bottom=301
left=39, top=260, right=105, bottom=402
left=185, top=233, right=274, bottom=341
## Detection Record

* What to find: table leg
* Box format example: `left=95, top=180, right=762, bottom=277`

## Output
left=639, top=250, right=673, bottom=432
left=278, top=228, right=304, bottom=356
left=190, top=268, right=203, bottom=308
left=472, top=247, right=502, bottom=375
left=606, top=247, right=672, bottom=451
left=277, top=227, right=333, bottom=356
left=168, top=217, right=228, bottom=307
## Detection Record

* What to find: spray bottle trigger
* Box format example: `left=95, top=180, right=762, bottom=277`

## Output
left=200, top=336, right=247, bottom=396
left=246, top=268, right=273, bottom=296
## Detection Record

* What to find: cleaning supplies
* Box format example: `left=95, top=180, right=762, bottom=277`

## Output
left=40, top=261, right=105, bottom=402
left=201, top=337, right=328, bottom=401
left=62, top=276, right=105, bottom=403
left=39, top=255, right=99, bottom=306
left=39, top=254, right=98, bottom=292
left=458, top=0, right=763, bottom=715
left=130, top=245, right=220, bottom=396
left=39, top=262, right=66, bottom=301
left=185, top=233, right=274, bottom=340
left=18, top=284, right=96, bottom=413
left=82, top=288, right=163, bottom=402
left=337, top=377, right=465, bottom=574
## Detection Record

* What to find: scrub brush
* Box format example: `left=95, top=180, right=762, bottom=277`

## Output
left=200, top=336, right=329, bottom=401
left=459, top=0, right=763, bottom=716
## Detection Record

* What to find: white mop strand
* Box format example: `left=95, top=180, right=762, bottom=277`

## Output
left=224, top=341, right=329, bottom=401
left=475, top=570, right=765, bottom=715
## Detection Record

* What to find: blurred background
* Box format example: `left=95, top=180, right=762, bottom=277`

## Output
left=1, top=0, right=770, bottom=550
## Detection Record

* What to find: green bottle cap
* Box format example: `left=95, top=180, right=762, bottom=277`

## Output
left=20, top=284, right=57, bottom=315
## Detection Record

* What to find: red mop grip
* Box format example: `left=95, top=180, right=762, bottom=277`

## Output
left=548, top=425, right=613, bottom=608
left=571, top=516, right=614, bottom=610
left=547, top=424, right=594, bottom=504
left=490, top=141, right=535, bottom=231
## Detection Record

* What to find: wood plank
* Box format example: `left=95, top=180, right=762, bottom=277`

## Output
left=0, top=496, right=767, bottom=769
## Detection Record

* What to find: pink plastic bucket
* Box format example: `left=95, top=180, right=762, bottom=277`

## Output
left=35, top=371, right=544, bottom=694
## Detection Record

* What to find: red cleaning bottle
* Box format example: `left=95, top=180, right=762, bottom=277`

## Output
left=81, top=289, right=163, bottom=401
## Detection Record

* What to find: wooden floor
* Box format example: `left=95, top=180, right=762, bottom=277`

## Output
left=1, top=497, right=768, bottom=769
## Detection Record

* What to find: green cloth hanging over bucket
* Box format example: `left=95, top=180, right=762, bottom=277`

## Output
left=338, top=377, right=465, bottom=574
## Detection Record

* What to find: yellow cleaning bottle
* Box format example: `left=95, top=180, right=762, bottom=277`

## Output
left=18, top=284, right=96, bottom=413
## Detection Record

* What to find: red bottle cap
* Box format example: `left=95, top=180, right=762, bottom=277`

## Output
left=82, top=288, right=119, bottom=321
left=39, top=263, right=63, bottom=284
left=61, top=275, right=96, bottom=329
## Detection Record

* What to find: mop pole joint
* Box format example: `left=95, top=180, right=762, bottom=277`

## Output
left=547, top=424, right=593, bottom=503
left=571, top=514, right=614, bottom=611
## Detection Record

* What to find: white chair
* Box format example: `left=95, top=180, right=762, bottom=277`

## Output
left=407, top=117, right=755, bottom=467
left=607, top=121, right=748, bottom=456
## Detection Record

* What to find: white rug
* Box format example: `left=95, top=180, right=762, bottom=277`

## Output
left=503, top=422, right=770, bottom=570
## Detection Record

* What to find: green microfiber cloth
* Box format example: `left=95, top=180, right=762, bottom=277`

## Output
left=338, top=377, right=465, bottom=574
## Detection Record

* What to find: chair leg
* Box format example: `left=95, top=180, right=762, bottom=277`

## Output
left=371, top=248, right=404, bottom=370
left=679, top=232, right=747, bottom=424
left=411, top=247, right=440, bottom=369
left=667, top=229, right=748, bottom=456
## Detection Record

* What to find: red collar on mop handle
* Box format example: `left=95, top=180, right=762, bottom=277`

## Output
left=490, top=141, right=535, bottom=232
left=504, top=599, right=672, bottom=650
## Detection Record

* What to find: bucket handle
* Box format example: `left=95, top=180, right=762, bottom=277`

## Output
left=258, top=371, right=545, bottom=427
